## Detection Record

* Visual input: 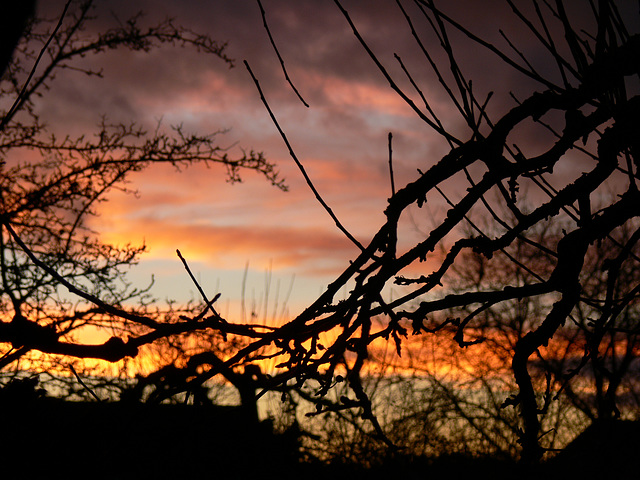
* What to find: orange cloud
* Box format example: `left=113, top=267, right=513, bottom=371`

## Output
left=96, top=208, right=359, bottom=277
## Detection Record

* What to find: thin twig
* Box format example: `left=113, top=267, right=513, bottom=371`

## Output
left=0, top=1, right=72, bottom=132
left=256, top=0, right=309, bottom=107
left=393, top=52, right=455, bottom=148
left=414, top=0, right=563, bottom=91
left=244, top=60, right=365, bottom=252
left=176, top=249, right=226, bottom=323
left=336, top=0, right=461, bottom=145
left=532, top=0, right=570, bottom=88
left=69, top=365, right=102, bottom=402
left=405, top=0, right=469, bottom=125
left=425, top=0, right=474, bottom=124
left=388, top=132, right=396, bottom=196
left=3, top=221, right=160, bottom=329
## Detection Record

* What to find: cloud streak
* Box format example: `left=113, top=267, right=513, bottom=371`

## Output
left=31, top=0, right=634, bottom=308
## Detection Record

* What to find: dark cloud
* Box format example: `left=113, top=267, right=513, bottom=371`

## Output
left=20, top=0, right=638, bottom=304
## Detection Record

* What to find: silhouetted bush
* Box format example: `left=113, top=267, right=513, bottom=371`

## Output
left=0, top=397, right=300, bottom=479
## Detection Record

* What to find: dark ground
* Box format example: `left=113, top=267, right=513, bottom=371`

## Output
left=1, top=395, right=637, bottom=479
left=0, top=397, right=298, bottom=479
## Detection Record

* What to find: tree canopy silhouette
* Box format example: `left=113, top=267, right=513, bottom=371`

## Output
left=2, top=0, right=639, bottom=468
left=0, top=0, right=284, bottom=375
left=180, top=0, right=639, bottom=464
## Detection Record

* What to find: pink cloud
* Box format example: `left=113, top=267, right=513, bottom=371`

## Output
left=27, top=0, right=624, bottom=308
left=97, top=213, right=358, bottom=277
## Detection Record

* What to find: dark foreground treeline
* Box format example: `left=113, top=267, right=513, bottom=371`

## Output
left=1, top=395, right=306, bottom=479
left=1, top=393, right=638, bottom=479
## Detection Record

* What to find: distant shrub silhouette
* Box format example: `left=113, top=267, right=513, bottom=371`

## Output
left=0, top=390, right=301, bottom=479
left=546, top=420, right=640, bottom=479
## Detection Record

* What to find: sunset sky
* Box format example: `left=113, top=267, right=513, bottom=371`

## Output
left=31, top=1, right=637, bottom=320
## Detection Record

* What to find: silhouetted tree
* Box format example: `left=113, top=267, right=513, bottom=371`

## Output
left=183, top=0, right=640, bottom=465
left=530, top=219, right=640, bottom=422
left=0, top=0, right=284, bottom=379
left=5, top=0, right=638, bottom=469
left=371, top=215, right=640, bottom=460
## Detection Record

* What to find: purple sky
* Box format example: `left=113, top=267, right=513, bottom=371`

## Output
left=29, top=1, right=638, bottom=319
